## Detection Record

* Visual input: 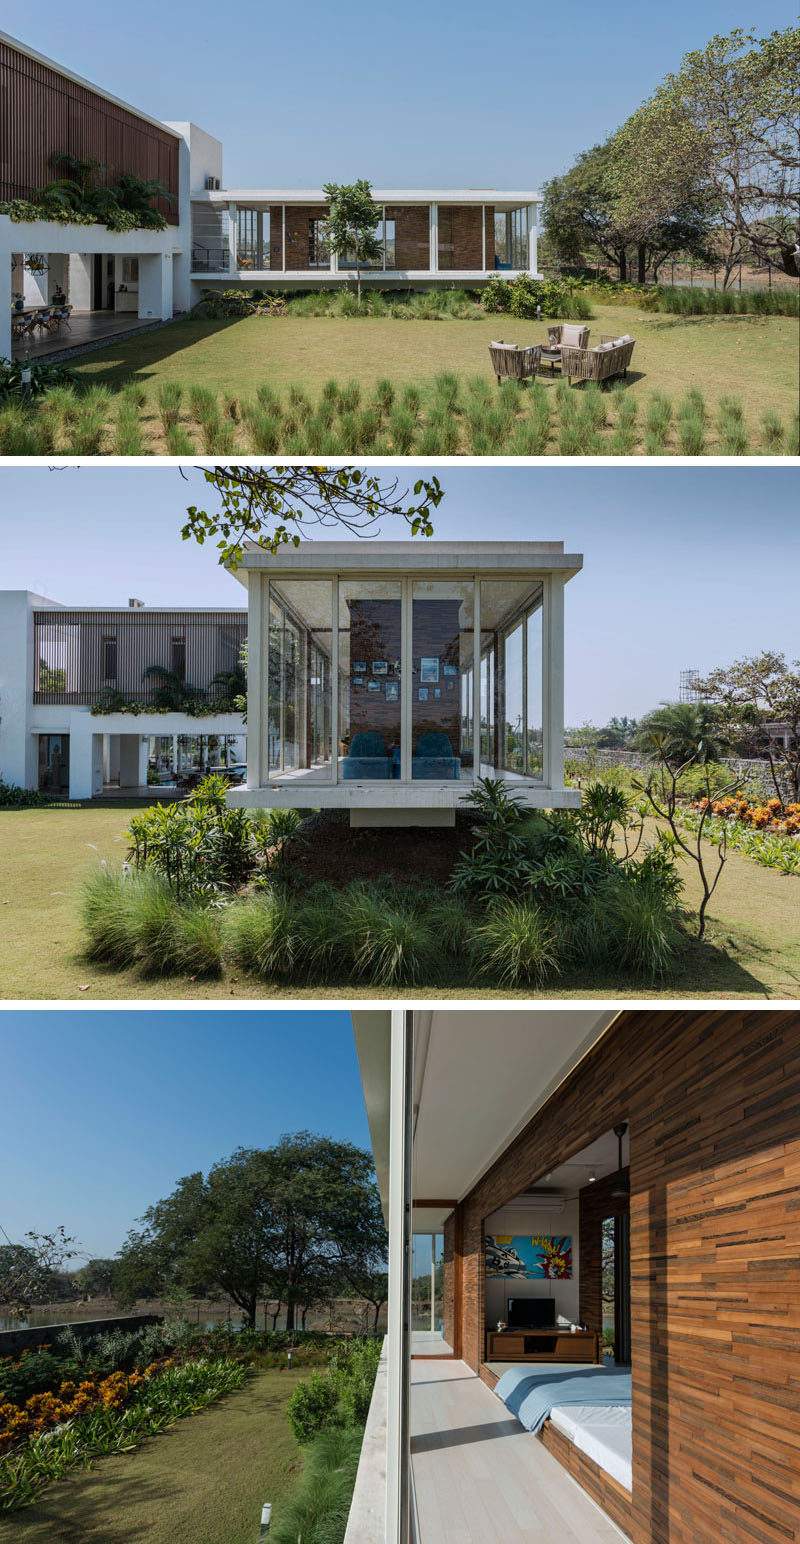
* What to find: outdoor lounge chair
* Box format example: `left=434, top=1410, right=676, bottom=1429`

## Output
left=488, top=341, right=542, bottom=385
left=412, top=732, right=461, bottom=780
left=560, top=334, right=636, bottom=385
left=547, top=323, right=591, bottom=350
left=342, top=732, right=392, bottom=780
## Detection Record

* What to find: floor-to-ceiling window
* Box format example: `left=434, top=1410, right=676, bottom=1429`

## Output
left=267, top=580, right=333, bottom=781
left=493, top=207, right=529, bottom=269
left=339, top=580, right=402, bottom=780
left=411, top=580, right=474, bottom=780
left=480, top=579, right=544, bottom=779
left=236, top=207, right=270, bottom=270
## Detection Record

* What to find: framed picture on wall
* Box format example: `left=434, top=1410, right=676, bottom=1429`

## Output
left=372, top=660, right=388, bottom=676
left=446, top=680, right=454, bottom=691
left=353, top=661, right=367, bottom=674
left=434, top=687, right=442, bottom=699
left=385, top=680, right=399, bottom=701
left=367, top=681, right=381, bottom=693
left=418, top=687, right=429, bottom=702
left=420, top=657, right=439, bottom=684
left=352, top=676, right=364, bottom=687
left=442, top=664, right=458, bottom=678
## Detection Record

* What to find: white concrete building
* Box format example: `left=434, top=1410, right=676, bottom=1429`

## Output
left=227, top=541, right=582, bottom=826
left=0, top=591, right=246, bottom=801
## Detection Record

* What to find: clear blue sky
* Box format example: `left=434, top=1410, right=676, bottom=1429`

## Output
left=0, top=1010, right=368, bottom=1258
left=2, top=464, right=797, bottom=725
left=9, top=2, right=791, bottom=189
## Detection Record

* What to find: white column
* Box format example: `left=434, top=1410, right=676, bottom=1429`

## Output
left=472, top=576, right=481, bottom=778
left=331, top=576, right=340, bottom=784
left=428, top=204, right=438, bottom=274
left=386, top=1008, right=413, bottom=1544
left=68, top=254, right=93, bottom=310
left=246, top=572, right=264, bottom=789
left=528, top=203, right=538, bottom=276
left=481, top=205, right=486, bottom=272
left=430, top=1238, right=436, bottom=1335
left=68, top=720, right=96, bottom=800
left=400, top=577, right=412, bottom=783
left=543, top=575, right=565, bottom=790
left=282, top=204, right=286, bottom=272
left=228, top=201, right=237, bottom=274
left=137, top=252, right=173, bottom=320
left=138, top=736, right=149, bottom=789
left=0, top=247, right=11, bottom=361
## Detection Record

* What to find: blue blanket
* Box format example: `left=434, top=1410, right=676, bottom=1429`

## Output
left=495, top=1365, right=632, bottom=1435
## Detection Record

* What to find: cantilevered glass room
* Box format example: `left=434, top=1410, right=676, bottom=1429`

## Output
left=228, top=543, right=582, bottom=824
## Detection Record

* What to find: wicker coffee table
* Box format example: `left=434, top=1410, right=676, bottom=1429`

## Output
left=539, top=345, right=562, bottom=375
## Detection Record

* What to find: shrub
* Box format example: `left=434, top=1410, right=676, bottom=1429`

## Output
left=583, top=884, right=680, bottom=979
left=0, top=355, right=75, bottom=402
left=474, top=899, right=560, bottom=987
left=0, top=780, right=53, bottom=808
left=340, top=886, right=435, bottom=987
left=270, top=1427, right=364, bottom=1544
left=82, top=869, right=223, bottom=977
left=224, top=889, right=303, bottom=981
left=286, top=1370, right=341, bottom=1443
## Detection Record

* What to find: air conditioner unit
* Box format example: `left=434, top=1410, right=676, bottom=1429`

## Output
left=505, top=1191, right=567, bottom=1214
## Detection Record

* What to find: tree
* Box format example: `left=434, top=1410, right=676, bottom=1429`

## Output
left=0, top=1228, right=79, bottom=1320
left=542, top=142, right=633, bottom=279
left=694, top=652, right=800, bottom=803
left=38, top=658, right=66, bottom=693
left=625, top=28, right=800, bottom=279
left=114, top=1135, right=384, bottom=1331
left=635, top=701, right=727, bottom=767
left=327, top=1171, right=388, bottom=1333
left=182, top=466, right=443, bottom=570
left=633, top=750, right=739, bottom=939
left=323, top=180, right=382, bottom=303
left=597, top=716, right=638, bottom=750
left=70, top=1258, right=117, bottom=1299
left=609, top=102, right=717, bottom=282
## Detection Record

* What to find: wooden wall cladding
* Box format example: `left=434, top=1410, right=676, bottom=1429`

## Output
left=579, top=1167, right=630, bottom=1337
left=0, top=39, right=179, bottom=220
left=443, top=1010, right=800, bottom=1544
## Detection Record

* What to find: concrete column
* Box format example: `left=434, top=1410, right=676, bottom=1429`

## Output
left=386, top=1008, right=413, bottom=1544
left=245, top=572, right=263, bottom=789
left=68, top=254, right=93, bottom=310
left=118, top=735, right=141, bottom=789
left=138, top=736, right=150, bottom=788
left=228, top=201, right=237, bottom=274
left=528, top=204, right=538, bottom=276
left=428, top=204, right=438, bottom=274
left=543, top=575, right=565, bottom=790
left=0, top=251, right=11, bottom=361
left=68, top=722, right=100, bottom=800
left=138, top=252, right=173, bottom=321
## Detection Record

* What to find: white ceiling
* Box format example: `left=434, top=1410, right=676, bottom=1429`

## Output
left=487, top=1128, right=631, bottom=1221
left=353, top=1008, right=618, bottom=1231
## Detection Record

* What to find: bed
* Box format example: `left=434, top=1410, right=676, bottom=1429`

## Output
left=549, top=1401, right=632, bottom=1490
left=494, top=1364, right=632, bottom=1490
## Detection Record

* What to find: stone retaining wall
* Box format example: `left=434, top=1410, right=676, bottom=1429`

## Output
left=0, top=1313, right=162, bottom=1357
left=563, top=747, right=789, bottom=800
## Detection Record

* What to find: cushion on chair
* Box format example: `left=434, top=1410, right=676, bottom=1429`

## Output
left=559, top=323, right=587, bottom=348
left=416, top=733, right=454, bottom=758
left=349, top=732, right=388, bottom=759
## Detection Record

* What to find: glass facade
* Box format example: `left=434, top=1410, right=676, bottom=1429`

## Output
left=339, top=581, right=402, bottom=781
left=339, top=214, right=398, bottom=270
left=236, top=207, right=270, bottom=270
left=411, top=581, right=474, bottom=781
left=410, top=1234, right=444, bottom=1334
left=480, top=579, right=544, bottom=779
left=268, top=580, right=333, bottom=782
left=493, top=206, right=529, bottom=269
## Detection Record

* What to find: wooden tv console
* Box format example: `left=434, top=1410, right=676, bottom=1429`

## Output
left=485, top=1327, right=600, bottom=1363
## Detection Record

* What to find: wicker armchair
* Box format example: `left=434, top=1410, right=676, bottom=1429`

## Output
left=560, top=334, right=636, bottom=385
left=547, top=323, right=591, bottom=350
left=488, top=340, right=542, bottom=385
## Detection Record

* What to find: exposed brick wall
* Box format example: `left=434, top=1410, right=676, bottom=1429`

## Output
left=438, top=205, right=484, bottom=271
left=269, top=204, right=283, bottom=269
left=442, top=1010, right=800, bottom=1544
left=347, top=598, right=463, bottom=760
left=283, top=204, right=330, bottom=272
left=385, top=205, right=430, bottom=270
left=348, top=598, right=401, bottom=748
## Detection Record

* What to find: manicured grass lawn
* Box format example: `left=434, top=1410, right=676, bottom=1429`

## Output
left=2, top=804, right=799, bottom=999
left=51, top=303, right=797, bottom=455
left=0, top=1369, right=303, bottom=1544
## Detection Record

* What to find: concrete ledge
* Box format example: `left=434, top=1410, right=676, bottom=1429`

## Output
left=344, top=1338, right=387, bottom=1544
left=229, top=782, right=581, bottom=812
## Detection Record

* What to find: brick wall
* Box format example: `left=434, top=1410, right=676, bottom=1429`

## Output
left=348, top=598, right=402, bottom=747
left=283, top=204, right=330, bottom=271
left=385, top=205, right=430, bottom=270
left=438, top=205, right=484, bottom=271
left=442, top=1009, right=800, bottom=1544
left=347, top=598, right=463, bottom=760
left=442, top=1213, right=455, bottom=1350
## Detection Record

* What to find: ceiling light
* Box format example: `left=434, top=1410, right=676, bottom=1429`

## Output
left=610, top=1123, right=630, bottom=1199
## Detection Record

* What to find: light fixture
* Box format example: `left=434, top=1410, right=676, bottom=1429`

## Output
left=610, top=1123, right=629, bottom=1199
left=588, top=1168, right=597, bottom=1184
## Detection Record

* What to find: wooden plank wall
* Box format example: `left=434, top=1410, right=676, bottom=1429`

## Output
left=0, top=39, right=179, bottom=220
left=442, top=1010, right=800, bottom=1544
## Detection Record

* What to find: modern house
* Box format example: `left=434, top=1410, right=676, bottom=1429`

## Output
left=1, top=30, right=540, bottom=360
left=347, top=1007, right=800, bottom=1544
left=0, top=590, right=246, bottom=799
left=226, top=541, right=581, bottom=826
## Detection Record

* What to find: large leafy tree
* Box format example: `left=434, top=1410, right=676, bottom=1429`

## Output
left=0, top=1228, right=79, bottom=1319
left=618, top=28, right=800, bottom=279
left=694, top=652, right=800, bottom=803
left=114, top=1135, right=386, bottom=1331
left=182, top=467, right=443, bottom=570
left=323, top=180, right=383, bottom=303
left=542, top=142, right=633, bottom=279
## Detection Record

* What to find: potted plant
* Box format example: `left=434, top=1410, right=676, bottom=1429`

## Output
left=12, top=292, right=24, bottom=312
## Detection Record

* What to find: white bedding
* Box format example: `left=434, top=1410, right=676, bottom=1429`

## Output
left=549, top=1403, right=632, bottom=1491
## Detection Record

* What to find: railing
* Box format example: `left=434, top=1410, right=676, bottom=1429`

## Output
left=191, top=244, right=231, bottom=272
left=33, top=610, right=246, bottom=705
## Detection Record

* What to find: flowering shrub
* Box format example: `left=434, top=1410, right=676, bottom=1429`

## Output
left=680, top=806, right=800, bottom=876
left=0, top=1361, right=171, bottom=1453
left=691, top=795, right=800, bottom=837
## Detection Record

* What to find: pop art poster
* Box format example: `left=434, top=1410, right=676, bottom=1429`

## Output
left=485, top=1234, right=572, bottom=1279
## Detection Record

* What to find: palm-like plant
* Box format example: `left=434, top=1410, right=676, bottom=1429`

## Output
left=635, top=701, right=727, bottom=766
left=209, top=665, right=246, bottom=706
left=142, top=665, right=200, bottom=710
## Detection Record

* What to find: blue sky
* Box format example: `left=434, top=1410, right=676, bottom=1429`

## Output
left=0, top=1010, right=368, bottom=1258
left=1, top=464, right=797, bottom=725
left=9, top=2, right=790, bottom=189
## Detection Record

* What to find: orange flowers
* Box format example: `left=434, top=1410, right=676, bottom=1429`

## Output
left=691, top=795, right=800, bottom=837
left=0, top=1364, right=167, bottom=1453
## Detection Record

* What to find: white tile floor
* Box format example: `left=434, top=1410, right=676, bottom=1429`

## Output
left=410, top=1360, right=629, bottom=1543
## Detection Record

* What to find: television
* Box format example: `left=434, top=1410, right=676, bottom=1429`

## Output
left=507, top=1297, right=556, bottom=1330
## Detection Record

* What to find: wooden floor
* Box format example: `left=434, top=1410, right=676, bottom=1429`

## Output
left=11, top=311, right=159, bottom=360
left=410, top=1361, right=628, bottom=1543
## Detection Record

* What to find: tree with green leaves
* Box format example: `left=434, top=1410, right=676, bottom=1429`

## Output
left=617, top=27, right=800, bottom=280
left=694, top=652, right=800, bottom=803
left=323, top=180, right=383, bottom=303
left=182, top=466, right=443, bottom=570
left=542, top=142, right=633, bottom=279
left=635, top=701, right=727, bottom=767
left=0, top=1228, right=79, bottom=1319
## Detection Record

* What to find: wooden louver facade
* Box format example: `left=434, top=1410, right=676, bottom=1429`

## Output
left=0, top=38, right=179, bottom=221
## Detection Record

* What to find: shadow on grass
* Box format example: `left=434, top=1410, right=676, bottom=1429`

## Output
left=70, top=317, right=243, bottom=390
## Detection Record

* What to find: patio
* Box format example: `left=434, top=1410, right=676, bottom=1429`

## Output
left=10, top=310, right=163, bottom=361
left=410, top=1360, right=628, bottom=1543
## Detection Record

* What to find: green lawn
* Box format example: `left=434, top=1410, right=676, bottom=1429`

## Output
left=0, top=1369, right=303, bottom=1544
left=17, top=302, right=791, bottom=455
left=2, top=804, right=799, bottom=999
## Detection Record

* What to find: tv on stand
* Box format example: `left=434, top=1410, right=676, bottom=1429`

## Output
left=507, top=1297, right=556, bottom=1330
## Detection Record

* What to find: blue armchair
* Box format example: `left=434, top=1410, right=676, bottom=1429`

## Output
left=342, top=732, right=392, bottom=780
left=412, top=732, right=461, bottom=780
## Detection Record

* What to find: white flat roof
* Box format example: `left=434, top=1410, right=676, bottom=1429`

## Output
left=352, top=1009, right=617, bottom=1230
left=0, top=30, right=182, bottom=139
left=235, top=541, right=582, bottom=583
left=196, top=189, right=540, bottom=205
